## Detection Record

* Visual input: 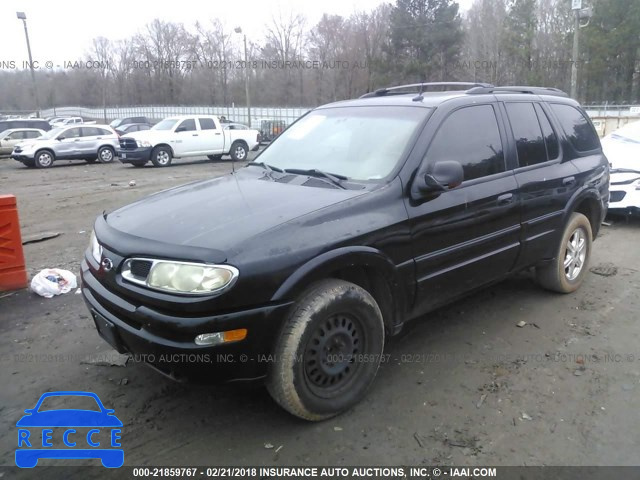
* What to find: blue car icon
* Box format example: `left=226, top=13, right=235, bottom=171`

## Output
left=16, top=391, right=123, bottom=468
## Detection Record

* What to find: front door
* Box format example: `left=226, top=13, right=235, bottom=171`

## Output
left=405, top=103, right=521, bottom=318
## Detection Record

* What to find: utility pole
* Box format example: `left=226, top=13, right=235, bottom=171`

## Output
left=17, top=12, right=41, bottom=118
left=570, top=3, right=580, bottom=99
left=235, top=27, right=251, bottom=128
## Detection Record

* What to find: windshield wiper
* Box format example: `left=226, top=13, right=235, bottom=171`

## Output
left=284, top=168, right=347, bottom=189
left=610, top=168, right=640, bottom=175
left=247, top=161, right=284, bottom=173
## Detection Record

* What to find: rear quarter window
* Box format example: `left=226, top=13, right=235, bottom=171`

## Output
left=549, top=103, right=600, bottom=152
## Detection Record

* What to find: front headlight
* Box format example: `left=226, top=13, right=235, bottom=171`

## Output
left=122, top=259, right=238, bottom=295
left=136, top=140, right=151, bottom=148
left=89, top=230, right=102, bottom=263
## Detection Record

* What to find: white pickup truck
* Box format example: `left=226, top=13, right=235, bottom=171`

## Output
left=117, top=115, right=260, bottom=167
left=50, top=117, right=96, bottom=127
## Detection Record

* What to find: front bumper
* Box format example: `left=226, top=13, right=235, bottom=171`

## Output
left=118, top=147, right=152, bottom=164
left=80, top=259, right=292, bottom=383
left=11, top=152, right=35, bottom=162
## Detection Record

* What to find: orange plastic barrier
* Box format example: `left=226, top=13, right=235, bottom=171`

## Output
left=0, top=195, right=28, bottom=291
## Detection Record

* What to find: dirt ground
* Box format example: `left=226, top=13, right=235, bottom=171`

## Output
left=1, top=154, right=639, bottom=476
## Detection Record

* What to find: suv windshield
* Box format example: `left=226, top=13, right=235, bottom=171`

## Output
left=152, top=119, right=179, bottom=131
left=255, top=106, right=429, bottom=181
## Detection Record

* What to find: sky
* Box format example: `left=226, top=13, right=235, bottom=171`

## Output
left=1, top=0, right=474, bottom=68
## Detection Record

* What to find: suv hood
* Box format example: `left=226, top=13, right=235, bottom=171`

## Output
left=104, top=167, right=367, bottom=259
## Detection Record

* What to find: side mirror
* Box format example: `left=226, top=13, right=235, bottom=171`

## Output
left=3, top=137, right=10, bottom=141
left=57, top=136, right=65, bottom=141
left=412, top=160, right=464, bottom=198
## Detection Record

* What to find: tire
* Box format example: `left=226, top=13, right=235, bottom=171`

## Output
left=536, top=212, right=592, bottom=293
left=266, top=279, right=385, bottom=421
left=229, top=142, right=248, bottom=162
left=151, top=146, right=172, bottom=167
left=207, top=154, right=223, bottom=161
left=97, top=146, right=115, bottom=163
left=34, top=150, right=54, bottom=168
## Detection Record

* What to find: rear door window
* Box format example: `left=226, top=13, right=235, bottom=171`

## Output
left=505, top=102, right=547, bottom=167
left=427, top=104, right=505, bottom=181
left=534, top=104, right=560, bottom=160
left=549, top=103, right=600, bottom=152
left=199, top=118, right=216, bottom=130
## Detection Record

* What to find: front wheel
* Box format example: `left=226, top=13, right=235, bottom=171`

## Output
left=230, top=142, right=248, bottom=162
left=97, top=146, right=115, bottom=163
left=151, top=146, right=172, bottom=167
left=267, top=279, right=385, bottom=421
left=536, top=212, right=592, bottom=293
left=34, top=150, right=54, bottom=168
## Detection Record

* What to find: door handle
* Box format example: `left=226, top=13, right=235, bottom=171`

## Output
left=215, top=133, right=221, bottom=136
left=497, top=193, right=514, bottom=205
left=192, top=134, right=198, bottom=136
left=563, top=176, right=576, bottom=186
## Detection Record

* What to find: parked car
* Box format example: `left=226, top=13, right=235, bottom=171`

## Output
left=50, top=117, right=95, bottom=127
left=0, top=128, right=45, bottom=156
left=259, top=119, right=286, bottom=143
left=47, top=116, right=71, bottom=125
left=114, top=123, right=152, bottom=136
left=110, top=116, right=151, bottom=130
left=601, top=120, right=640, bottom=215
left=117, top=115, right=260, bottom=167
left=82, top=83, right=608, bottom=420
left=0, top=118, right=51, bottom=132
left=11, top=124, right=119, bottom=168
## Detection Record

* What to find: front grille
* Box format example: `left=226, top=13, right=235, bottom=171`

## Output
left=130, top=259, right=152, bottom=279
left=119, top=138, right=137, bottom=150
left=610, top=191, right=626, bottom=203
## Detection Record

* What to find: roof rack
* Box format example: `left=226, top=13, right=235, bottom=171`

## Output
left=467, top=85, right=568, bottom=97
left=359, top=82, right=494, bottom=98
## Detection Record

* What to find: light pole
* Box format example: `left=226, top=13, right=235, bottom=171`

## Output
left=234, top=27, right=251, bottom=128
left=16, top=12, right=40, bottom=118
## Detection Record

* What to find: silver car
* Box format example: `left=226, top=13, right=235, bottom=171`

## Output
left=11, top=125, right=119, bottom=168
left=0, top=128, right=45, bottom=157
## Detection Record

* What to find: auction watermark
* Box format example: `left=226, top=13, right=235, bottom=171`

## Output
left=0, top=59, right=369, bottom=71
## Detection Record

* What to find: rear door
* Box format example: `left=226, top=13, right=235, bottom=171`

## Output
left=501, top=101, right=579, bottom=268
left=405, top=102, right=521, bottom=317
left=197, top=117, right=224, bottom=154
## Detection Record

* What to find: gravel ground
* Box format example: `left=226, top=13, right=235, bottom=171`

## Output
left=0, top=155, right=639, bottom=476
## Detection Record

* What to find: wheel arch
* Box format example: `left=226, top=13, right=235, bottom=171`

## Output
left=34, top=148, right=56, bottom=160
left=565, top=189, right=603, bottom=238
left=153, top=143, right=174, bottom=156
left=272, top=247, right=406, bottom=335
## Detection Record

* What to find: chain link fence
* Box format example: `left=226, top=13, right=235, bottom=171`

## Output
left=36, top=106, right=310, bottom=130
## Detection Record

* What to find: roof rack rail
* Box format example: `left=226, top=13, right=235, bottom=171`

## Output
left=360, top=82, right=494, bottom=98
left=467, top=85, right=568, bottom=97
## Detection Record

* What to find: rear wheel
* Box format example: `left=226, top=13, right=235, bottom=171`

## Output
left=151, top=146, right=172, bottom=167
left=230, top=142, right=248, bottom=161
left=34, top=150, right=54, bottom=168
left=98, top=146, right=115, bottom=163
left=267, top=279, right=385, bottom=421
left=536, top=212, right=592, bottom=293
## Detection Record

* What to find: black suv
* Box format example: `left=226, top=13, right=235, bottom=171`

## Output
left=81, top=83, right=608, bottom=420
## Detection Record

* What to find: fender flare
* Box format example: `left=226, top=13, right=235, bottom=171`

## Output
left=272, top=246, right=407, bottom=330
